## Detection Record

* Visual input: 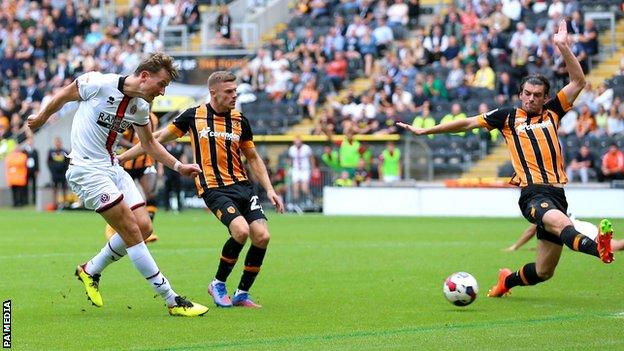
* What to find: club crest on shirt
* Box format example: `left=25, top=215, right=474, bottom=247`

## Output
left=233, top=120, right=240, bottom=129
left=129, top=105, right=137, bottom=115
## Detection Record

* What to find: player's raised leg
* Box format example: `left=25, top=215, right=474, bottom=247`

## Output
left=544, top=210, right=613, bottom=263
left=93, top=202, right=207, bottom=316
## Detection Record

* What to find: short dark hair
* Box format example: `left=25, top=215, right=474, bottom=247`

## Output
left=519, top=74, right=551, bottom=96
left=134, top=53, right=179, bottom=80
left=207, top=71, right=236, bottom=88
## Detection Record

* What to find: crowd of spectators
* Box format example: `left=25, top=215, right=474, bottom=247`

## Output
left=0, top=0, right=202, bottom=144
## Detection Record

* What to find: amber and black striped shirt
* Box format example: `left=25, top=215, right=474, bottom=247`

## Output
left=167, top=104, right=254, bottom=195
left=122, top=112, right=159, bottom=170
left=477, top=90, right=572, bottom=187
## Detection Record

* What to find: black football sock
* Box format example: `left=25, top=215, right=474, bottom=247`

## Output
left=146, top=199, right=157, bottom=222
left=560, top=225, right=599, bottom=257
left=504, top=263, right=545, bottom=289
left=238, top=245, right=266, bottom=292
left=215, top=237, right=245, bottom=282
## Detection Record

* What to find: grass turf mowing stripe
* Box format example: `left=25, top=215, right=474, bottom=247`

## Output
left=141, top=312, right=614, bottom=350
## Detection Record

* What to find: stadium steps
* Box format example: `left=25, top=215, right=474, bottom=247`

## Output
left=586, top=19, right=624, bottom=87
left=286, top=77, right=373, bottom=135
left=459, top=144, right=509, bottom=179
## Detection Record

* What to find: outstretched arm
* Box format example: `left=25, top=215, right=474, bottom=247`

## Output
left=134, top=124, right=201, bottom=177
left=554, top=20, right=586, bottom=104
left=396, top=116, right=483, bottom=136
left=27, top=81, right=81, bottom=131
left=118, top=127, right=179, bottom=163
left=242, top=147, right=284, bottom=213
left=503, top=224, right=537, bottom=251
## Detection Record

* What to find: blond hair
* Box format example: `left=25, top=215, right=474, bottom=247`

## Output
left=134, top=52, right=179, bottom=80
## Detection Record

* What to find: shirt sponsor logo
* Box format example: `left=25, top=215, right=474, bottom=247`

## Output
left=96, top=112, right=132, bottom=133
left=198, top=127, right=240, bottom=141
left=515, top=120, right=553, bottom=134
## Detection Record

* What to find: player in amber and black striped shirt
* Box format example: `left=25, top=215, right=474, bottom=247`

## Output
left=120, top=71, right=284, bottom=308
left=398, top=21, right=615, bottom=298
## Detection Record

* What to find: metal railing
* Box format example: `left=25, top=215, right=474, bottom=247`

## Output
left=160, top=25, right=189, bottom=52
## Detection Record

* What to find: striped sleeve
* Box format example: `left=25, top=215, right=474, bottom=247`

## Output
left=170, top=107, right=195, bottom=137
left=477, top=107, right=512, bottom=130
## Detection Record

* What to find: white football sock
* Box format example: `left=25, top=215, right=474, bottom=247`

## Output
left=84, top=233, right=127, bottom=275
left=126, top=242, right=178, bottom=306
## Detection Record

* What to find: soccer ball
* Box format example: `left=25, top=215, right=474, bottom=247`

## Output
left=443, top=272, right=479, bottom=306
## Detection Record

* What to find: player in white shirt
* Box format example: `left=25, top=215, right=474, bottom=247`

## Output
left=287, top=136, right=312, bottom=205
left=27, top=53, right=208, bottom=317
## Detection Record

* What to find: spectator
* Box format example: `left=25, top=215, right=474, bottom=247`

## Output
left=411, top=103, right=435, bottom=138
left=387, top=0, right=408, bottom=27
left=334, top=170, right=354, bottom=186
left=483, top=2, right=510, bottom=32
left=372, top=17, right=393, bottom=54
left=182, top=0, right=201, bottom=33
left=47, top=136, right=70, bottom=209
left=5, top=145, right=28, bottom=207
left=321, top=145, right=341, bottom=172
left=502, top=0, right=522, bottom=22
left=298, top=79, right=319, bottom=119
left=23, top=137, right=40, bottom=205
left=422, top=73, right=447, bottom=102
left=579, top=18, right=598, bottom=56
left=575, top=104, right=597, bottom=138
left=423, top=25, right=448, bottom=59
left=353, top=158, right=371, bottom=186
left=605, top=104, right=624, bottom=136
left=595, top=105, right=608, bottom=135
left=338, top=129, right=361, bottom=175
left=566, top=145, right=595, bottom=183
left=326, top=51, right=348, bottom=91
left=407, top=0, right=420, bottom=29
left=391, top=85, right=414, bottom=113
left=288, top=136, right=313, bottom=206
left=440, top=103, right=468, bottom=136
left=496, top=71, right=518, bottom=104
left=594, top=83, right=614, bottom=112
left=472, top=57, right=495, bottom=90
left=378, top=141, right=402, bottom=182
left=599, top=143, right=624, bottom=182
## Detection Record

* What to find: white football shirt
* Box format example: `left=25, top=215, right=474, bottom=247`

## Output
left=288, top=144, right=312, bottom=172
left=69, top=72, right=150, bottom=166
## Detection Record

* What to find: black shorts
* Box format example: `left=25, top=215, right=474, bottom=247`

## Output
left=51, top=175, right=67, bottom=188
left=518, top=184, right=568, bottom=245
left=202, top=181, right=267, bottom=227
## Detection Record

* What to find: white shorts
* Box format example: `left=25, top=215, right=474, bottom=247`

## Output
left=572, top=219, right=598, bottom=241
left=66, top=163, right=145, bottom=212
left=291, top=169, right=310, bottom=183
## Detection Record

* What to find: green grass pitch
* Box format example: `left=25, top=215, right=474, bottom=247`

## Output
left=1, top=209, right=623, bottom=350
